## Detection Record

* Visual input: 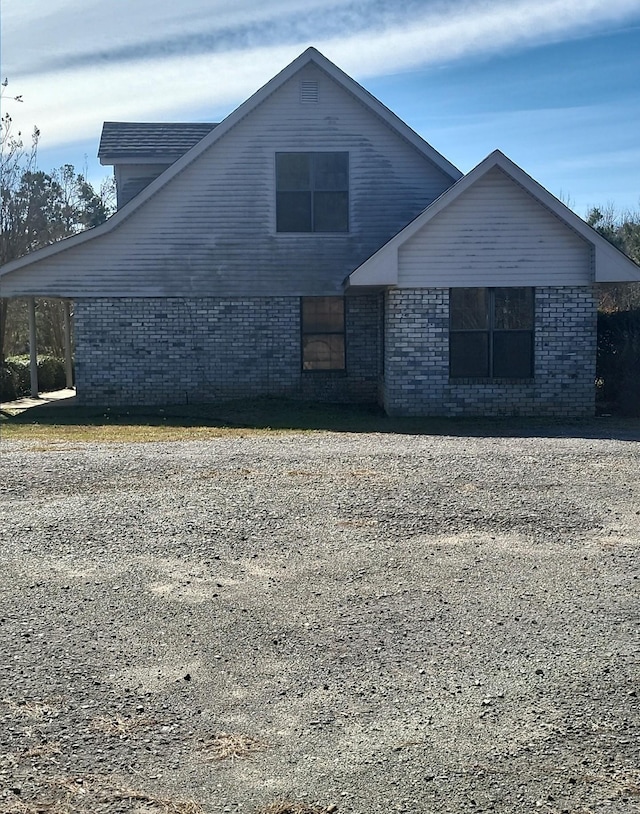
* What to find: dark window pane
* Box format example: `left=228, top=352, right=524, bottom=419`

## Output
left=494, top=288, right=534, bottom=330
left=302, top=297, right=344, bottom=332
left=276, top=191, right=312, bottom=232
left=450, top=332, right=489, bottom=377
left=450, top=288, right=488, bottom=330
left=277, top=152, right=349, bottom=233
left=493, top=331, right=533, bottom=378
left=313, top=152, right=348, bottom=190
left=276, top=153, right=310, bottom=190
left=303, top=335, right=345, bottom=369
left=314, top=191, right=349, bottom=232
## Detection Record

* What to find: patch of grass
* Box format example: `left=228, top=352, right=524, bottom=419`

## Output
left=1, top=802, right=56, bottom=814
left=0, top=397, right=390, bottom=438
left=256, top=804, right=334, bottom=814
left=22, top=740, right=62, bottom=758
left=1, top=697, right=67, bottom=720
left=43, top=774, right=205, bottom=813
left=199, top=731, right=267, bottom=761
left=90, top=714, right=157, bottom=737
left=2, top=396, right=639, bottom=442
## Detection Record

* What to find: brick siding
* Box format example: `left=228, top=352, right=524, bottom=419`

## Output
left=73, top=295, right=380, bottom=406
left=383, top=286, right=597, bottom=416
left=73, top=288, right=596, bottom=415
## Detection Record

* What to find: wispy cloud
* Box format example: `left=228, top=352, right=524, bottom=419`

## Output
left=2, top=0, right=640, bottom=151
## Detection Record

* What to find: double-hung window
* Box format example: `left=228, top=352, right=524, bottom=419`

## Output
left=276, top=152, right=349, bottom=233
left=449, top=287, right=534, bottom=379
left=301, top=297, right=345, bottom=370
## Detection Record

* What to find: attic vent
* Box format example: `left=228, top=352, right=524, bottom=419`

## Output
left=300, top=80, right=319, bottom=104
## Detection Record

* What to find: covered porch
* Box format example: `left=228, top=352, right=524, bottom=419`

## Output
left=0, top=296, right=75, bottom=399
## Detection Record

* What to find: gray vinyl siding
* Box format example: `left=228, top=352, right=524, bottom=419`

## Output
left=114, top=163, right=173, bottom=208
left=1, top=63, right=454, bottom=299
left=397, top=168, right=593, bottom=288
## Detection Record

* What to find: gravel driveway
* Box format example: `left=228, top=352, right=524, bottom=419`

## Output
left=1, top=428, right=639, bottom=813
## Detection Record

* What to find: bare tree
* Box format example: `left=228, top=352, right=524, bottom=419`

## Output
left=588, top=205, right=640, bottom=312
left=1, top=86, right=114, bottom=360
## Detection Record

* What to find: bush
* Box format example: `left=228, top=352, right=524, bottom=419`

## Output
left=597, top=309, right=640, bottom=416
left=0, top=363, right=18, bottom=402
left=1, top=359, right=30, bottom=401
left=0, top=356, right=67, bottom=402
left=36, top=355, right=67, bottom=392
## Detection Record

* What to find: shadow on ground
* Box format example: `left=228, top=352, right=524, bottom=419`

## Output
left=2, top=396, right=639, bottom=441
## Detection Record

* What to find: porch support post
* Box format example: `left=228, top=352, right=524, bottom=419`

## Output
left=28, top=296, right=38, bottom=398
left=64, top=300, right=73, bottom=389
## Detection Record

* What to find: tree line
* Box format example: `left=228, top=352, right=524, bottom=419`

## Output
left=0, top=112, right=114, bottom=360
left=586, top=206, right=640, bottom=312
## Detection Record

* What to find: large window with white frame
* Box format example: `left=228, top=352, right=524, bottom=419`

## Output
left=276, top=152, right=349, bottom=233
left=449, top=287, right=534, bottom=379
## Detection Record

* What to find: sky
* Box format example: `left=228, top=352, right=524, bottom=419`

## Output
left=1, top=0, right=640, bottom=217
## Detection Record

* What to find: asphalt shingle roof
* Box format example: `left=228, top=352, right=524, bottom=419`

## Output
left=98, top=121, right=218, bottom=161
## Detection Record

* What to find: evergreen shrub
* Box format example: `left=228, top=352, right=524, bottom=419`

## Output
left=597, top=309, right=640, bottom=416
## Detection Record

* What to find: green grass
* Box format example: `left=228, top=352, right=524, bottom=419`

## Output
left=1, top=396, right=639, bottom=443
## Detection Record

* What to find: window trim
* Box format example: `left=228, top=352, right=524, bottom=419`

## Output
left=300, top=296, right=346, bottom=372
left=276, top=152, right=349, bottom=234
left=449, top=287, right=535, bottom=380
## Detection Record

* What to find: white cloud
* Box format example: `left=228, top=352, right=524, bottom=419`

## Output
left=2, top=0, right=640, bottom=153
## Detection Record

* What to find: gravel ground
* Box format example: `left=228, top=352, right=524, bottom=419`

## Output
left=1, top=428, right=639, bottom=814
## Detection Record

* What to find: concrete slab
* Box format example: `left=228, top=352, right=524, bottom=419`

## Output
left=1, top=388, right=77, bottom=415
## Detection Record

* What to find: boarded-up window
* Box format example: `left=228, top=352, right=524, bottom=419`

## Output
left=450, top=287, right=534, bottom=378
left=301, top=297, right=345, bottom=370
left=276, top=153, right=348, bottom=233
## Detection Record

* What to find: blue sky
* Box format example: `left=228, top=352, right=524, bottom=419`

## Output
left=2, top=0, right=640, bottom=217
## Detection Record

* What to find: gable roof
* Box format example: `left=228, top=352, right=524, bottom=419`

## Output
left=99, top=122, right=218, bottom=164
left=0, top=47, right=462, bottom=282
left=348, top=149, right=640, bottom=286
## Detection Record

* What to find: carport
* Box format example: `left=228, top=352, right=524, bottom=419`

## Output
left=0, top=295, right=74, bottom=397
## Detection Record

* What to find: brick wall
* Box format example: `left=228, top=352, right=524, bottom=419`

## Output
left=383, top=286, right=597, bottom=416
left=73, top=288, right=596, bottom=414
left=73, top=295, right=380, bottom=406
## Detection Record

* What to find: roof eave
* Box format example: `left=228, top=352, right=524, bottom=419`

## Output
left=1, top=47, right=462, bottom=279
left=349, top=149, right=640, bottom=287
left=99, top=155, right=182, bottom=166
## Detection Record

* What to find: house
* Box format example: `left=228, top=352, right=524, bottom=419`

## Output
left=1, top=47, right=639, bottom=416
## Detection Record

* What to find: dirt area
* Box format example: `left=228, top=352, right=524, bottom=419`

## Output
left=0, top=428, right=638, bottom=813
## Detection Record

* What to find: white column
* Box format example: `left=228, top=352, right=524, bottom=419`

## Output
left=28, top=296, right=38, bottom=398
left=64, top=300, right=74, bottom=389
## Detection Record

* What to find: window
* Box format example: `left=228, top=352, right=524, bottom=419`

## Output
left=301, top=297, right=345, bottom=370
left=276, top=152, right=348, bottom=232
left=449, top=287, right=534, bottom=379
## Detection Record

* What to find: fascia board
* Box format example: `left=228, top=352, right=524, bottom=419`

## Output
left=307, top=49, right=462, bottom=181
left=99, top=156, right=178, bottom=166
left=595, top=241, right=640, bottom=282
left=349, top=171, right=476, bottom=286
left=493, top=152, right=640, bottom=282
left=350, top=149, right=640, bottom=287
